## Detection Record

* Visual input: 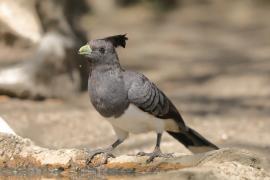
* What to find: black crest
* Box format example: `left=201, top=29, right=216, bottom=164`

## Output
left=103, top=34, right=128, bottom=48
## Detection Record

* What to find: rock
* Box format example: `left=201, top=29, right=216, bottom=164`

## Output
left=0, top=117, right=16, bottom=135
left=0, top=133, right=269, bottom=179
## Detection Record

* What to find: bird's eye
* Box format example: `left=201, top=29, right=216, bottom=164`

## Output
left=99, top=47, right=105, bottom=54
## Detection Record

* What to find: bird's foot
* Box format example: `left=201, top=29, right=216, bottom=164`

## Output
left=137, top=147, right=173, bottom=163
left=85, top=147, right=115, bottom=165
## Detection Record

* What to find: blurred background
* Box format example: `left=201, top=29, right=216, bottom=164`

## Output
left=0, top=0, right=269, bottom=168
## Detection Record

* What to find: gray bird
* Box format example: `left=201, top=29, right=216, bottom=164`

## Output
left=78, top=34, right=218, bottom=163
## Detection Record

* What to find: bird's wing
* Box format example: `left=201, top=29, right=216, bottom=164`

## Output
left=126, top=72, right=186, bottom=130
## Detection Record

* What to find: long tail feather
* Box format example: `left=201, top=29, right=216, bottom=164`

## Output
left=167, top=127, right=219, bottom=153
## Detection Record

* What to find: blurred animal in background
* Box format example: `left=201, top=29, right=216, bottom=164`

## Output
left=0, top=0, right=90, bottom=99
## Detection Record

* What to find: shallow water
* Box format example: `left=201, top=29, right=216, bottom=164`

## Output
left=0, top=172, right=152, bottom=180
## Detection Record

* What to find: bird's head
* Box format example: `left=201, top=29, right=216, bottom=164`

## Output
left=78, top=34, right=128, bottom=64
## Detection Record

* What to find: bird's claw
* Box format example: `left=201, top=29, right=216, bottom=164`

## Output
left=137, top=149, right=174, bottom=163
left=85, top=148, right=115, bottom=165
left=146, top=152, right=173, bottom=163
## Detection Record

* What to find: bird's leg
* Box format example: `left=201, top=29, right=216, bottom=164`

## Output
left=85, top=139, right=123, bottom=165
left=137, top=133, right=173, bottom=163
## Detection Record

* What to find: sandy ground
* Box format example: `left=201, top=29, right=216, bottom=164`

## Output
left=0, top=2, right=270, bottom=174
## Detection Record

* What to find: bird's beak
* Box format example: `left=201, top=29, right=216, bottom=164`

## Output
left=78, top=44, right=92, bottom=55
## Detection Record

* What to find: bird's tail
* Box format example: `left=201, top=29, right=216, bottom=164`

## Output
left=167, top=127, right=219, bottom=153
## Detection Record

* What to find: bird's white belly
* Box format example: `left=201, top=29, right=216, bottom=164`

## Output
left=108, top=104, right=179, bottom=134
